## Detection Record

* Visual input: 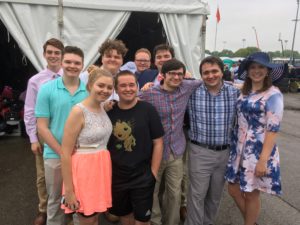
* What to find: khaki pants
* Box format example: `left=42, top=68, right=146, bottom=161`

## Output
left=181, top=144, right=189, bottom=207
left=35, top=152, right=48, bottom=213
left=151, top=153, right=183, bottom=225
left=44, top=159, right=65, bottom=225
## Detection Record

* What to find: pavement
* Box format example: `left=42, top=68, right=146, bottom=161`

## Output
left=216, top=93, right=300, bottom=225
left=0, top=92, right=299, bottom=225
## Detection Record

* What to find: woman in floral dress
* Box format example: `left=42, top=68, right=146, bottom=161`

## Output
left=225, top=52, right=286, bottom=225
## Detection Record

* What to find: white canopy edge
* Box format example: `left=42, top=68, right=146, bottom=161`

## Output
left=0, top=0, right=209, bottom=15
left=0, top=0, right=209, bottom=76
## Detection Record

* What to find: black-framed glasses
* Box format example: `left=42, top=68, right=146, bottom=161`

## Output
left=167, top=71, right=184, bottom=77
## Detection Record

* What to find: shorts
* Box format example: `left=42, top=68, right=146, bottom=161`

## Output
left=109, top=164, right=156, bottom=222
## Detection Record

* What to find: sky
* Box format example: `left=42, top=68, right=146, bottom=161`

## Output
left=204, top=0, right=300, bottom=53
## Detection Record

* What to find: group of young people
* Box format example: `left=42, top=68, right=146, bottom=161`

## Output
left=24, top=37, right=284, bottom=225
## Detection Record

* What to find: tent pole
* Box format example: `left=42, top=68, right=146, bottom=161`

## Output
left=58, top=0, right=64, bottom=40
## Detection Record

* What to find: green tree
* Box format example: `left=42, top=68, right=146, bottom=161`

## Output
left=205, top=49, right=211, bottom=55
left=234, top=47, right=260, bottom=57
left=268, top=51, right=282, bottom=58
left=282, top=50, right=300, bottom=58
left=219, top=49, right=234, bottom=57
left=211, top=51, right=220, bottom=57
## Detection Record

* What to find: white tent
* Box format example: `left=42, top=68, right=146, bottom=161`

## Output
left=0, top=0, right=209, bottom=75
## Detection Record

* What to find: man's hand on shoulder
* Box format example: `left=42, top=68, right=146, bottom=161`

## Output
left=103, top=100, right=117, bottom=112
left=233, top=82, right=243, bottom=90
left=141, top=82, right=154, bottom=91
left=184, top=70, right=192, bottom=79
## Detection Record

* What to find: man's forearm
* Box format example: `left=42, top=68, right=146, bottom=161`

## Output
left=38, top=128, right=61, bottom=155
left=151, top=137, right=164, bottom=177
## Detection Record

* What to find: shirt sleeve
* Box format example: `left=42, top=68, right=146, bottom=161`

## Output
left=35, top=84, right=51, bottom=119
left=24, top=78, right=39, bottom=143
left=138, top=90, right=149, bottom=102
left=148, top=104, right=164, bottom=139
left=183, top=79, right=202, bottom=93
left=79, top=71, right=89, bottom=84
left=265, top=92, right=283, bottom=132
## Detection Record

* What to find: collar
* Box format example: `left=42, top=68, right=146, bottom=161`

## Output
left=202, top=81, right=225, bottom=96
left=46, top=68, right=63, bottom=78
left=57, top=77, right=86, bottom=92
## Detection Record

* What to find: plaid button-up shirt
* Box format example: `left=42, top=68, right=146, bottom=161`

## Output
left=188, top=83, right=240, bottom=145
left=139, top=79, right=201, bottom=160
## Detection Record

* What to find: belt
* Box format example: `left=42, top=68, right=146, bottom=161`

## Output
left=190, top=140, right=228, bottom=151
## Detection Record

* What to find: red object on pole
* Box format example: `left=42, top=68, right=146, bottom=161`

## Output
left=216, top=7, right=221, bottom=23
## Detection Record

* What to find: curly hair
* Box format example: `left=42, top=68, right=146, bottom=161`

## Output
left=98, top=39, right=128, bottom=58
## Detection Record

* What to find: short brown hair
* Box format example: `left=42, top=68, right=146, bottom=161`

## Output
left=135, top=48, right=151, bottom=59
left=98, top=39, right=128, bottom=58
left=153, top=44, right=175, bottom=58
left=199, top=56, right=224, bottom=76
left=63, top=46, right=84, bottom=61
left=87, top=68, right=114, bottom=92
left=43, top=38, right=64, bottom=53
left=114, top=70, right=137, bottom=89
left=161, top=58, right=186, bottom=76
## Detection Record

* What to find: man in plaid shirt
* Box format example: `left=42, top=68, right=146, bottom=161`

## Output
left=185, top=56, right=240, bottom=225
left=139, top=58, right=201, bottom=225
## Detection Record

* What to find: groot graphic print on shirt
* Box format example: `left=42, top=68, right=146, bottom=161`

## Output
left=107, top=101, right=164, bottom=170
left=113, top=120, right=136, bottom=152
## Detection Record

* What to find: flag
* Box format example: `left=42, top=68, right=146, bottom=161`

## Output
left=216, top=7, right=221, bottom=23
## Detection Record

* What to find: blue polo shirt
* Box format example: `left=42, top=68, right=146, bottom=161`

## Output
left=35, top=77, right=88, bottom=159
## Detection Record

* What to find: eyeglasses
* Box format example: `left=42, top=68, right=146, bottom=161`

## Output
left=135, top=59, right=150, bottom=63
left=167, top=71, right=184, bottom=77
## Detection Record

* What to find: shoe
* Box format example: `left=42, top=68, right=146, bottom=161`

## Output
left=104, top=211, right=120, bottom=223
left=180, top=206, right=187, bottom=221
left=34, top=212, right=47, bottom=225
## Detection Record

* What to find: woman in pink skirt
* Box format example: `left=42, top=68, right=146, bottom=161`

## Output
left=61, top=68, right=114, bottom=225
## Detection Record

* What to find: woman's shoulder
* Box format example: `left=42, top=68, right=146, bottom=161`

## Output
left=71, top=104, right=85, bottom=116
left=271, top=86, right=283, bottom=95
left=265, top=86, right=283, bottom=98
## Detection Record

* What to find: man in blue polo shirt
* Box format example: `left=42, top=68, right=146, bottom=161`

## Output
left=35, top=46, right=88, bottom=225
left=185, top=56, right=239, bottom=225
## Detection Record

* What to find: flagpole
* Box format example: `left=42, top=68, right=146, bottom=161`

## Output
left=214, top=21, right=218, bottom=52
left=214, top=6, right=220, bottom=52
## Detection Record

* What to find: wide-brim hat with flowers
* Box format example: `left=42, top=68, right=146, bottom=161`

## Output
left=238, top=52, right=287, bottom=82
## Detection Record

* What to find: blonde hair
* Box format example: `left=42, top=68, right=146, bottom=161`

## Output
left=86, top=68, right=114, bottom=92
left=135, top=48, right=151, bottom=59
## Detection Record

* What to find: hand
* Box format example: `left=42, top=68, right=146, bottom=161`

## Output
left=233, top=82, right=243, bottom=89
left=151, top=169, right=158, bottom=180
left=64, top=192, right=80, bottom=211
left=31, top=142, right=42, bottom=155
left=255, top=159, right=268, bottom=177
left=87, top=65, right=99, bottom=74
left=184, top=71, right=192, bottom=78
left=141, top=82, right=154, bottom=91
left=104, top=100, right=116, bottom=112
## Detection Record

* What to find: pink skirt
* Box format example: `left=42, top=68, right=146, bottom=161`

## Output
left=62, top=149, right=112, bottom=216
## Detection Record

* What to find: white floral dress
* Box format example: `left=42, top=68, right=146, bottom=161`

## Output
left=225, top=86, right=283, bottom=195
